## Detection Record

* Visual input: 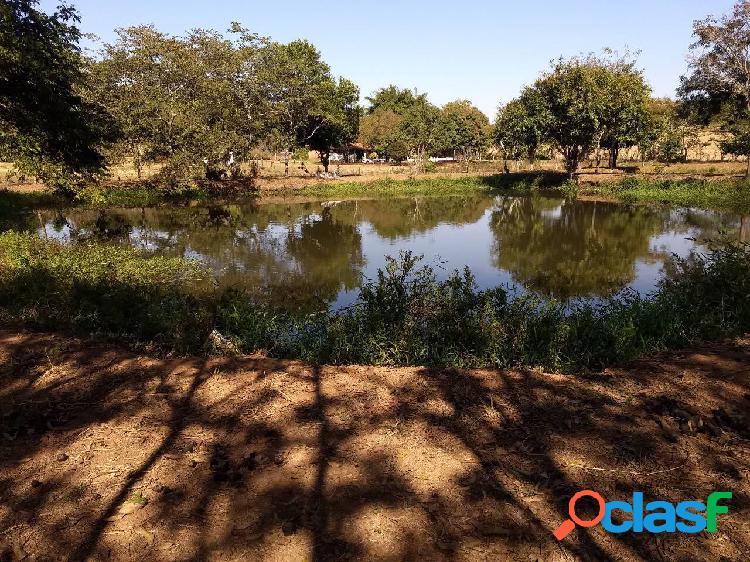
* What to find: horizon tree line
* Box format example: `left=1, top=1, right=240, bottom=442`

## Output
left=3, top=0, right=750, bottom=193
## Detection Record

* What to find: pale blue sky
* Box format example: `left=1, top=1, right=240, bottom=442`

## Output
left=42, top=0, right=736, bottom=118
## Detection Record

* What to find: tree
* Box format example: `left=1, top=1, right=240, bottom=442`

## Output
left=366, top=85, right=426, bottom=115
left=360, top=85, right=439, bottom=165
left=598, top=57, right=651, bottom=168
left=249, top=39, right=360, bottom=172
left=400, top=98, right=442, bottom=171
left=358, top=109, right=408, bottom=161
left=495, top=88, right=546, bottom=165
left=0, top=0, right=115, bottom=193
left=440, top=100, right=490, bottom=171
left=250, top=40, right=331, bottom=150
left=89, top=25, right=261, bottom=180
left=679, top=1, right=750, bottom=176
left=498, top=54, right=649, bottom=178
left=307, top=78, right=360, bottom=172
left=639, top=98, right=675, bottom=161
left=533, top=58, right=611, bottom=178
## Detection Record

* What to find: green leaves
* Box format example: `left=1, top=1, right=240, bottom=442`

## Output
left=0, top=0, right=116, bottom=193
left=89, top=29, right=361, bottom=177
left=440, top=100, right=491, bottom=165
left=497, top=54, right=650, bottom=176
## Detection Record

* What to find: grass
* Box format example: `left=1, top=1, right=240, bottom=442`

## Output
left=282, top=172, right=568, bottom=199
left=4, top=167, right=750, bottom=214
left=0, top=232, right=212, bottom=350
left=0, top=172, right=566, bottom=218
left=2, top=231, right=750, bottom=373
left=589, top=177, right=750, bottom=212
left=0, top=182, right=230, bottom=226
left=73, top=182, right=215, bottom=207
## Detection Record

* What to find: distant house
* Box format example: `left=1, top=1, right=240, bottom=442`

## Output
left=329, top=142, right=373, bottom=163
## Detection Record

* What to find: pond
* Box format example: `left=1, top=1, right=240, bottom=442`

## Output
left=27, top=194, right=750, bottom=310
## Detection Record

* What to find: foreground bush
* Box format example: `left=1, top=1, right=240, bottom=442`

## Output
left=0, top=232, right=212, bottom=350
left=2, top=232, right=750, bottom=371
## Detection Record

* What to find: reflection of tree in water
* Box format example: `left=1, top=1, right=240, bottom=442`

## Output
left=490, top=197, right=666, bottom=299
left=663, top=208, right=748, bottom=243
left=285, top=208, right=364, bottom=299
left=36, top=196, right=747, bottom=308
left=332, top=195, right=494, bottom=239
left=39, top=202, right=364, bottom=311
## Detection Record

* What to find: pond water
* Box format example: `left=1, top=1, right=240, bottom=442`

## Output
left=27, top=194, right=750, bottom=310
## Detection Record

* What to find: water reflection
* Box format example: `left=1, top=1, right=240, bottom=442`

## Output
left=490, top=197, right=665, bottom=299
left=25, top=195, right=747, bottom=310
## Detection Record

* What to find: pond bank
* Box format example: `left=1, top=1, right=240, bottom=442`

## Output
left=0, top=327, right=747, bottom=560
left=4, top=173, right=750, bottom=213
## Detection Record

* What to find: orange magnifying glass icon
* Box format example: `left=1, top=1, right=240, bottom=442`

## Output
left=553, top=490, right=606, bottom=540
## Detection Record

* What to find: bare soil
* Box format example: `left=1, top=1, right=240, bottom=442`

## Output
left=0, top=329, right=748, bottom=561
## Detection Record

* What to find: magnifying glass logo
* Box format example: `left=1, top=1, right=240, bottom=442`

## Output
left=553, top=490, right=606, bottom=540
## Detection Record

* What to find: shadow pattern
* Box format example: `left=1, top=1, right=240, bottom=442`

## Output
left=0, top=328, right=747, bottom=561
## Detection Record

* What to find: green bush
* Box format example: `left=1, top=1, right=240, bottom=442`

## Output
left=214, top=244, right=750, bottom=372
left=0, top=232, right=212, bottom=350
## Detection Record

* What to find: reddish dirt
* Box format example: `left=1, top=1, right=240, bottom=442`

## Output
left=0, top=329, right=747, bottom=561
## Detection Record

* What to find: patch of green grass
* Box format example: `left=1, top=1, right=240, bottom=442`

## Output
left=286, top=172, right=568, bottom=199
left=73, top=182, right=215, bottom=207
left=0, top=183, right=219, bottom=218
left=127, top=492, right=148, bottom=505
left=591, top=177, right=750, bottom=212
left=0, top=232, right=212, bottom=350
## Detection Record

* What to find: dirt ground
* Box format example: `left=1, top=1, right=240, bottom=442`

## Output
left=0, top=329, right=747, bottom=562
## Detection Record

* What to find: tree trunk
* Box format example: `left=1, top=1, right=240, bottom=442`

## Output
left=564, top=149, right=578, bottom=180
left=610, top=146, right=619, bottom=169
left=322, top=149, right=330, bottom=173
left=746, top=153, right=750, bottom=178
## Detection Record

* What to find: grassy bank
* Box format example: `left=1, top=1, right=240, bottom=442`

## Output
left=281, top=173, right=568, bottom=199
left=591, top=177, right=750, bottom=212
left=5, top=173, right=750, bottom=214
left=2, top=232, right=749, bottom=372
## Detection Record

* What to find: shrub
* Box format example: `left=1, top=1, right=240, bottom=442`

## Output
left=0, top=232, right=212, bottom=350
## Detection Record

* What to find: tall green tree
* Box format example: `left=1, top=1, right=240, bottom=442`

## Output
left=89, top=25, right=260, bottom=180
left=440, top=100, right=490, bottom=171
left=366, top=85, right=426, bottom=115
left=400, top=98, right=442, bottom=170
left=498, top=55, right=650, bottom=178
left=307, top=78, right=360, bottom=172
left=679, top=1, right=750, bottom=176
left=247, top=39, right=360, bottom=171
left=533, top=58, right=611, bottom=178
left=0, top=0, right=114, bottom=192
left=360, top=86, right=433, bottom=163
left=598, top=58, right=651, bottom=168
left=358, top=109, right=408, bottom=161
left=495, top=88, right=546, bottom=164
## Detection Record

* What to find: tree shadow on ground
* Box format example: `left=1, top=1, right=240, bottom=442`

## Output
left=0, top=329, right=747, bottom=561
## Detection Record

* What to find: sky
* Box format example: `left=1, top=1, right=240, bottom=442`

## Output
left=41, top=0, right=737, bottom=119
